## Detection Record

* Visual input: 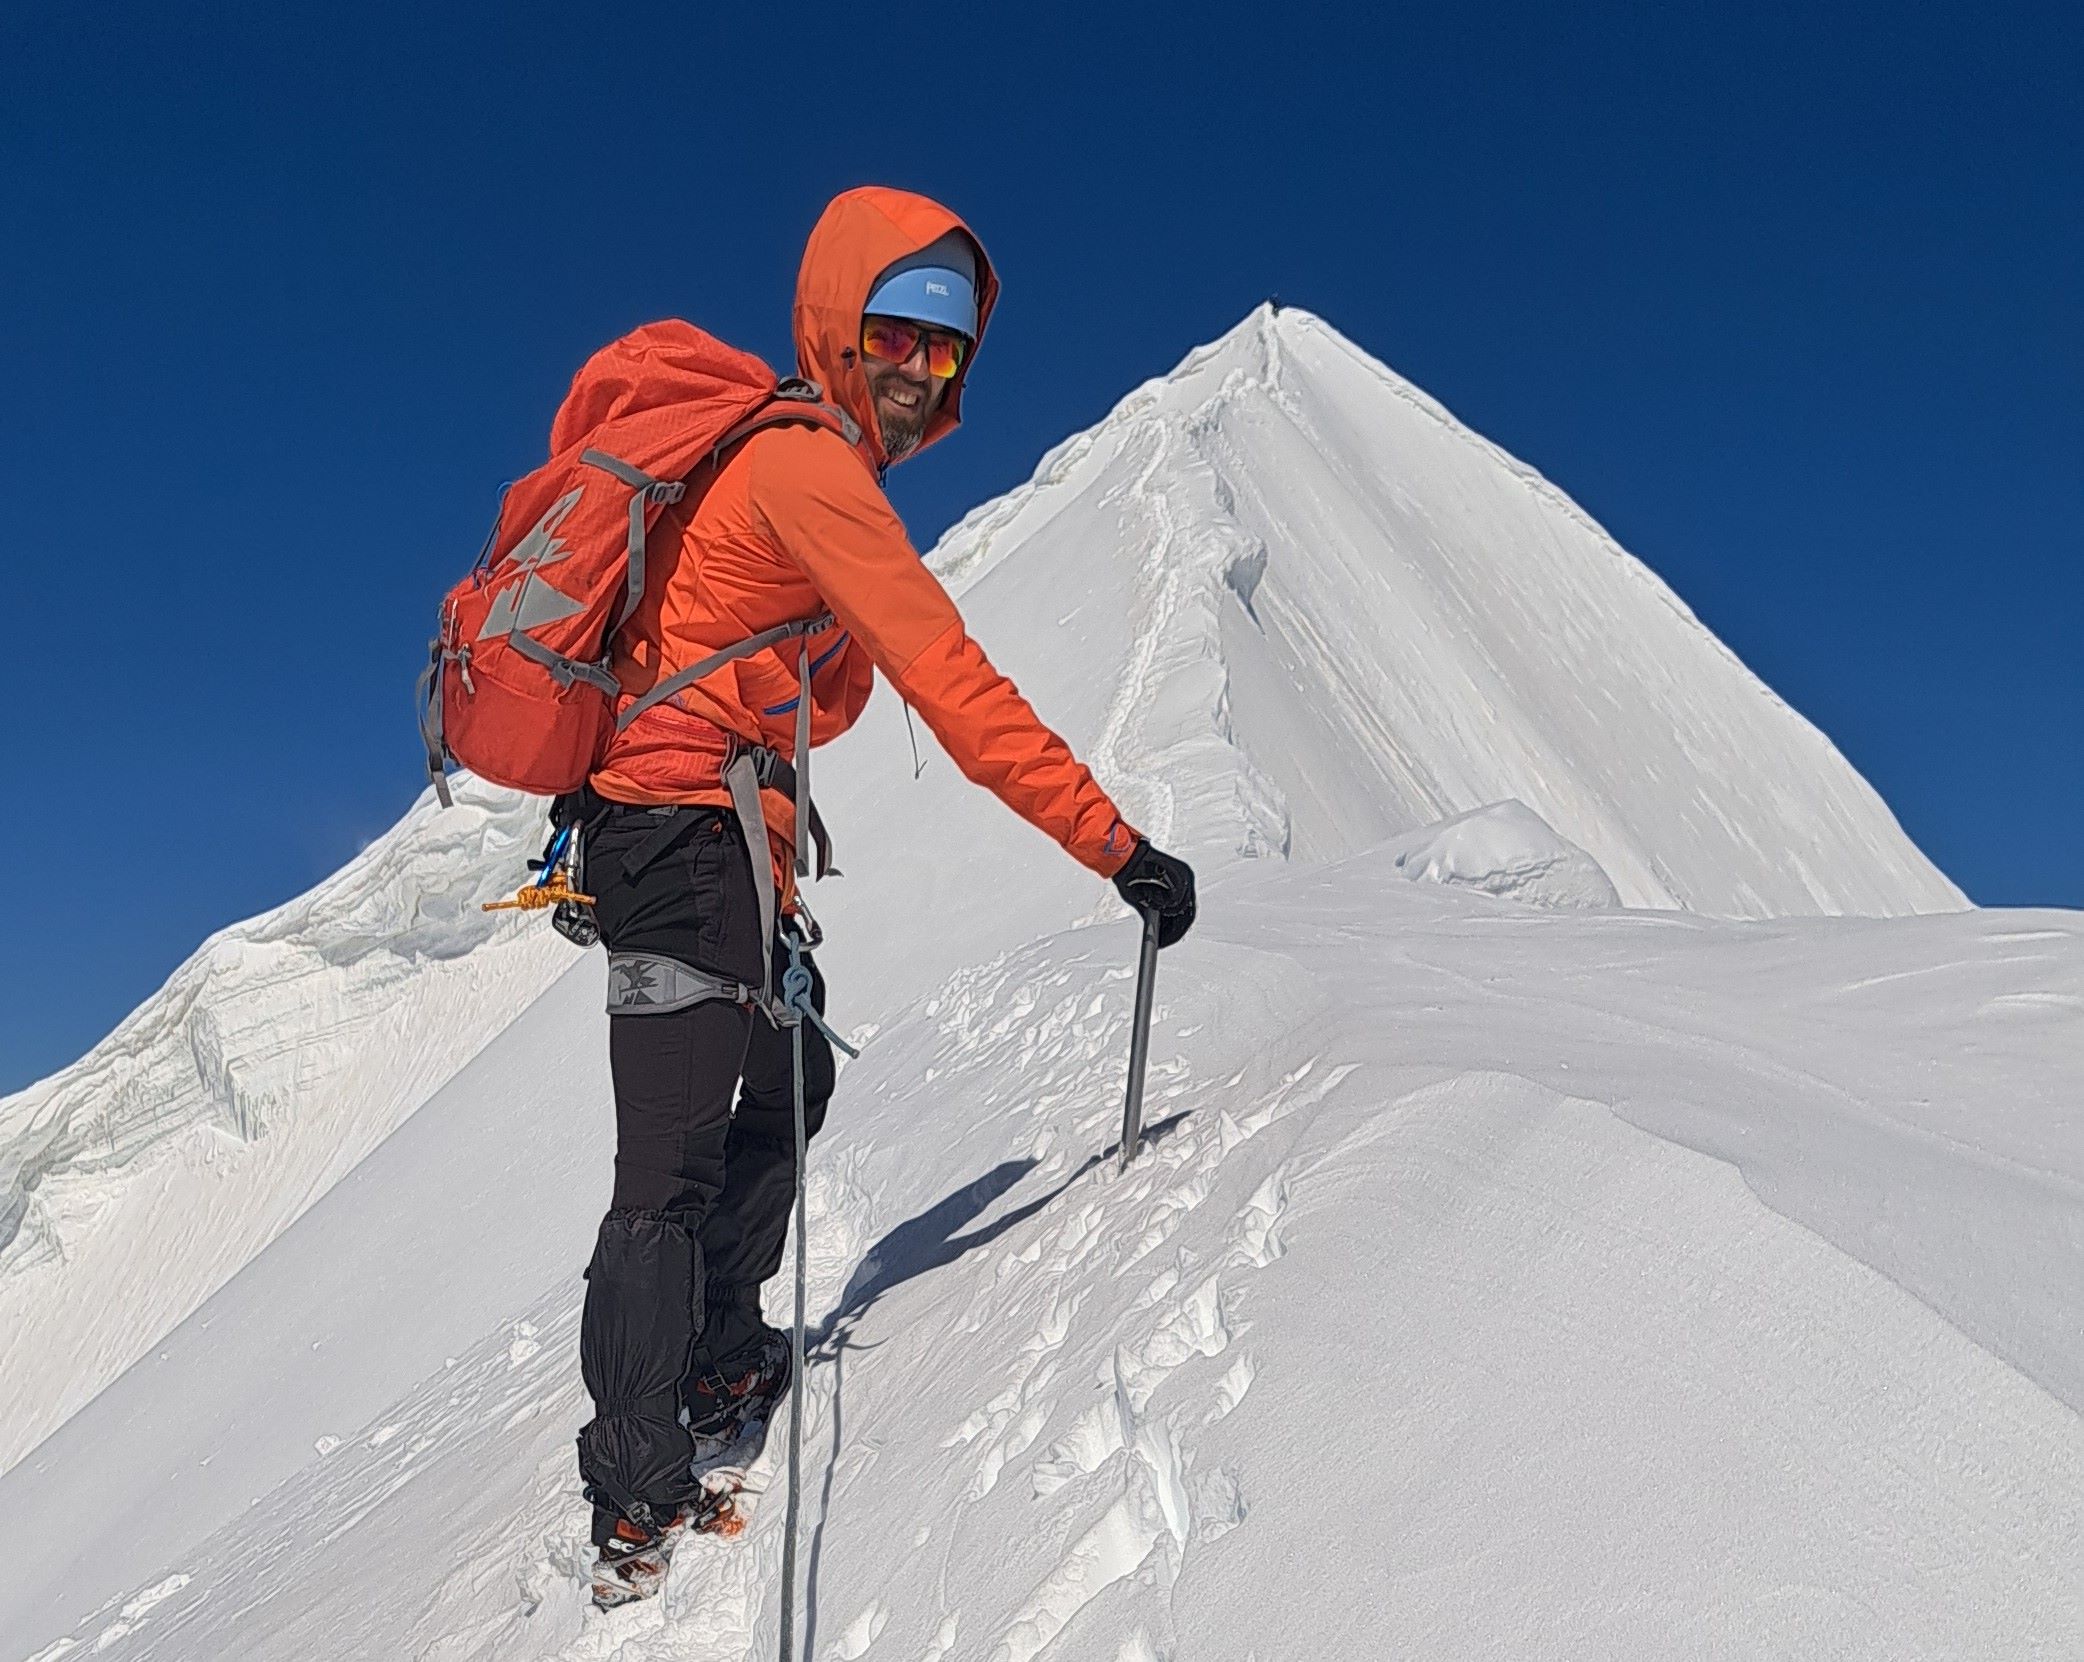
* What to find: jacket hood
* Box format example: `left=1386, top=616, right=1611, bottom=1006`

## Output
left=794, top=187, right=999, bottom=471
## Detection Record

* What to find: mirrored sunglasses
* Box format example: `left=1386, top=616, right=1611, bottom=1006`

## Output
left=861, top=317, right=971, bottom=380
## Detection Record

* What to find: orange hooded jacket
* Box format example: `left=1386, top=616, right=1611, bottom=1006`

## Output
left=590, top=188, right=1138, bottom=889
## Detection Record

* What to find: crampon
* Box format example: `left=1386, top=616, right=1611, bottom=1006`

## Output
left=589, top=1488, right=742, bottom=1610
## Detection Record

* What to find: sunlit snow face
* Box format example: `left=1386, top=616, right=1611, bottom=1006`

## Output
left=856, top=320, right=950, bottom=462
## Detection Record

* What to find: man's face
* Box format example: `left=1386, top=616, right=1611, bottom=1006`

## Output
left=858, top=315, right=955, bottom=462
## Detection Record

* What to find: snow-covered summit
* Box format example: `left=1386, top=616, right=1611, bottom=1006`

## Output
left=926, top=304, right=1964, bottom=919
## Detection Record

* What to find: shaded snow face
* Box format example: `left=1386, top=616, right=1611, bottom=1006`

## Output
left=0, top=774, right=569, bottom=1473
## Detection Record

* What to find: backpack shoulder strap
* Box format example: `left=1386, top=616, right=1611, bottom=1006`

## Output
left=597, top=379, right=862, bottom=731
left=599, top=378, right=861, bottom=903
left=708, top=377, right=862, bottom=461
left=571, top=381, right=857, bottom=649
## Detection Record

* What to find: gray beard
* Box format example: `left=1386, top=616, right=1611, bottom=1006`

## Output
left=879, top=407, right=926, bottom=461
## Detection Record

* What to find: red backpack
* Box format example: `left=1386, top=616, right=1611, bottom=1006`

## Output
left=417, top=322, right=856, bottom=807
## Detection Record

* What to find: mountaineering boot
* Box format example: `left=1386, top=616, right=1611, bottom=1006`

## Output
left=590, top=1505, right=697, bottom=1609
left=686, top=1324, right=793, bottom=1457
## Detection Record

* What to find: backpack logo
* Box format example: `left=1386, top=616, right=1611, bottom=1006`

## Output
left=478, top=487, right=586, bottom=640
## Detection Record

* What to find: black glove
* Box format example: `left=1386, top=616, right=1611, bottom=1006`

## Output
left=1112, top=839, right=1197, bottom=948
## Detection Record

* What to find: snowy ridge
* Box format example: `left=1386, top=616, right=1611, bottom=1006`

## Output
left=6, top=304, right=2067, bottom=1662
left=928, top=315, right=1300, bottom=870
left=0, top=775, right=567, bottom=1472
left=10, top=880, right=2077, bottom=1660
left=935, top=306, right=1964, bottom=918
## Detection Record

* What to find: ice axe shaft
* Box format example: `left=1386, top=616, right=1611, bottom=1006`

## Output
left=1118, top=906, right=1162, bottom=1172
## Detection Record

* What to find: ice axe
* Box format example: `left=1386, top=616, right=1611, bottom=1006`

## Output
left=1118, top=904, right=1162, bottom=1172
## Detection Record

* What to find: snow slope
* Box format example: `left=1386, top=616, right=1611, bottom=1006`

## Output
left=8, top=881, right=2077, bottom=1661
left=5, top=306, right=2065, bottom=1662
left=0, top=778, right=569, bottom=1473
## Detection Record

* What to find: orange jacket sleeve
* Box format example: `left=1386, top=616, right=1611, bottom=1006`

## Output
left=746, top=423, right=1138, bottom=878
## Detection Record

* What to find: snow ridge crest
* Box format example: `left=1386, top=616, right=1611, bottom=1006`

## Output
left=934, top=302, right=1963, bottom=919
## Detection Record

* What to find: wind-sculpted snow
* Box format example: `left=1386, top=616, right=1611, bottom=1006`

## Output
left=1384, top=799, right=1622, bottom=909
left=11, top=875, right=2077, bottom=1661
left=0, top=303, right=2033, bottom=1657
left=0, top=774, right=569, bottom=1473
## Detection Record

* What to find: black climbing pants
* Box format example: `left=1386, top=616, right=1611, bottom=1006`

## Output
left=570, top=800, right=835, bottom=1535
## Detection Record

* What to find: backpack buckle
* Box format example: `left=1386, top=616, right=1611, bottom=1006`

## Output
left=723, top=734, right=786, bottom=791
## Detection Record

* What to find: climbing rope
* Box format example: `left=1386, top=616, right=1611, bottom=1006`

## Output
left=775, top=918, right=855, bottom=1662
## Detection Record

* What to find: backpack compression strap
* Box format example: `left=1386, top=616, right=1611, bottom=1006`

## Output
left=416, top=642, right=453, bottom=808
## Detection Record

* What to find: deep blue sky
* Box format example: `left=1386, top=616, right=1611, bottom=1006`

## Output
left=3, top=2, right=2078, bottom=1091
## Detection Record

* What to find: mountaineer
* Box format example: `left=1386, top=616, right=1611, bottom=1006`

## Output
left=519, top=187, right=1200, bottom=1602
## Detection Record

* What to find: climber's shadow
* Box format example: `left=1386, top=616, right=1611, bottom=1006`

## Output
left=799, top=1106, right=1193, bottom=1656
left=808, top=1106, right=1194, bottom=1351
